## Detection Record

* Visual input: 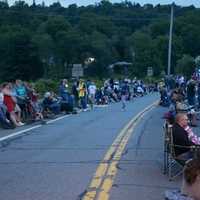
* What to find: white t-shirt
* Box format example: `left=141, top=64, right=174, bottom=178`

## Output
left=137, top=86, right=144, bottom=93
left=88, top=85, right=97, bottom=95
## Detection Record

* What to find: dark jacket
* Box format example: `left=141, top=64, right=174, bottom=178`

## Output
left=172, top=123, right=194, bottom=156
left=59, top=84, right=70, bottom=102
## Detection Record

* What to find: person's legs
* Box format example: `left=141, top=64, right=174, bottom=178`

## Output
left=9, top=111, right=20, bottom=126
left=83, top=96, right=87, bottom=109
left=121, top=95, right=126, bottom=110
left=61, top=102, right=73, bottom=113
left=50, top=103, right=60, bottom=115
left=80, top=97, right=83, bottom=109
left=80, top=97, right=87, bottom=110
left=14, top=104, right=23, bottom=124
left=0, top=105, right=7, bottom=120
left=0, top=106, right=13, bottom=128
left=88, top=94, right=95, bottom=110
left=177, top=151, right=193, bottom=161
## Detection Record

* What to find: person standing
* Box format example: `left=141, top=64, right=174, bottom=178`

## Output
left=187, top=79, right=196, bottom=106
left=78, top=79, right=87, bottom=111
left=71, top=80, right=79, bottom=108
left=88, top=81, right=97, bottom=110
left=121, top=81, right=129, bottom=111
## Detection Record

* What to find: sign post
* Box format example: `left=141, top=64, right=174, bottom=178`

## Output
left=72, top=64, right=84, bottom=78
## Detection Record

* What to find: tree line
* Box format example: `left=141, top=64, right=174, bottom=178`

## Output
left=0, top=0, right=200, bottom=81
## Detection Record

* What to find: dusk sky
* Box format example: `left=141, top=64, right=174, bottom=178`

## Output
left=8, top=0, right=200, bottom=7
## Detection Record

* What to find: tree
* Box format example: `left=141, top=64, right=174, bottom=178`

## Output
left=128, top=31, right=157, bottom=77
left=0, top=2, right=200, bottom=80
left=180, top=24, right=200, bottom=57
left=175, top=54, right=195, bottom=77
left=54, top=29, right=82, bottom=77
left=0, top=26, right=43, bottom=81
left=45, top=16, right=71, bottom=39
left=153, top=35, right=172, bottom=75
left=78, top=13, right=98, bottom=34
left=195, top=56, right=200, bottom=68
left=32, top=33, right=54, bottom=78
left=86, top=31, right=113, bottom=77
left=149, top=20, right=169, bottom=38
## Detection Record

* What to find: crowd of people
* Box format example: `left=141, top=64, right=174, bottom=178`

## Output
left=161, top=74, right=200, bottom=157
left=1, top=75, right=199, bottom=199
left=0, top=80, right=43, bottom=128
left=0, top=78, right=157, bottom=129
left=160, top=75, right=200, bottom=200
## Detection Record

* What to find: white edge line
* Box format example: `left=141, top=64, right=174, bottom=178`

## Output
left=0, top=114, right=71, bottom=142
left=46, top=114, right=71, bottom=124
left=0, top=125, right=42, bottom=142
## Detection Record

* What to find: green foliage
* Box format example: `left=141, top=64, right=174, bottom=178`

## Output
left=143, top=76, right=161, bottom=84
left=34, top=79, right=59, bottom=95
left=0, top=2, right=200, bottom=80
left=129, top=31, right=159, bottom=77
left=149, top=20, right=169, bottom=38
left=0, top=25, right=43, bottom=81
left=45, top=16, right=71, bottom=39
left=175, top=54, right=195, bottom=78
left=195, top=56, right=200, bottom=67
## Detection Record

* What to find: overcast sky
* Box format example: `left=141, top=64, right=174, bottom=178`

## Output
left=8, top=0, right=200, bottom=7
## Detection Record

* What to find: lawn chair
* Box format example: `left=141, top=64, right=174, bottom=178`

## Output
left=163, top=121, right=172, bottom=175
left=163, top=122, right=180, bottom=178
left=163, top=122, right=200, bottom=181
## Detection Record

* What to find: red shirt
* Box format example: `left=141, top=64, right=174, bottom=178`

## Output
left=3, top=95, right=16, bottom=113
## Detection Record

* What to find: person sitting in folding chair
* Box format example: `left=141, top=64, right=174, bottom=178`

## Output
left=175, top=95, right=197, bottom=127
left=172, top=113, right=200, bottom=160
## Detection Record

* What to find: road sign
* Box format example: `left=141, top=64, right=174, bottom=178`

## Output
left=72, top=64, right=83, bottom=77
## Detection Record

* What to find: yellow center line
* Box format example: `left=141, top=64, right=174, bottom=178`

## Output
left=83, top=101, right=158, bottom=200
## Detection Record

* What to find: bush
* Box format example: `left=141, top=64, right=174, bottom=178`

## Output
left=34, top=79, right=59, bottom=96
left=143, top=76, right=161, bottom=84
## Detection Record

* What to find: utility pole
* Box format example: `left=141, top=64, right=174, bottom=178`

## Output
left=167, top=3, right=174, bottom=76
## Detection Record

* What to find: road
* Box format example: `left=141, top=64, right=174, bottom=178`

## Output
left=0, top=93, right=178, bottom=200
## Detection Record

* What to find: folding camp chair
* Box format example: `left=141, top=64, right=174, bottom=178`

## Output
left=163, top=122, right=200, bottom=181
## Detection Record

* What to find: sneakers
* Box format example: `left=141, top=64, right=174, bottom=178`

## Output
left=18, top=122, right=25, bottom=126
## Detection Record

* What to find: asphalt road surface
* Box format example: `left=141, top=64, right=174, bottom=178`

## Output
left=0, top=93, right=178, bottom=200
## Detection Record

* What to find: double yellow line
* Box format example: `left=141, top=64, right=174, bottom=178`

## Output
left=83, top=101, right=158, bottom=200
